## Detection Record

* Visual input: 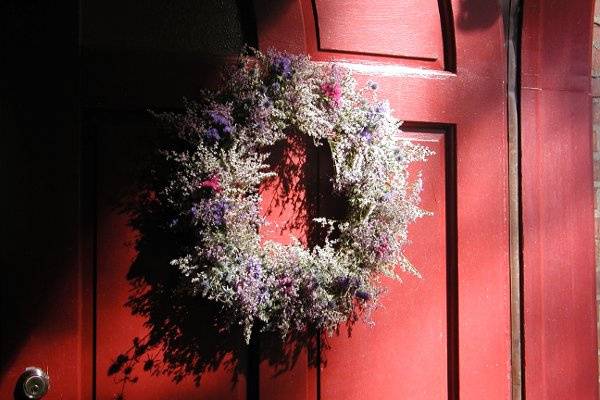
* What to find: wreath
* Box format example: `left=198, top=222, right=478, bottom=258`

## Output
left=139, top=49, right=430, bottom=343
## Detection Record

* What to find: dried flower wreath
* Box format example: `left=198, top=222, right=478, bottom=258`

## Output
left=138, top=49, right=430, bottom=343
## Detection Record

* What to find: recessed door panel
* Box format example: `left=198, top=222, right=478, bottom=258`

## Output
left=320, top=130, right=451, bottom=399
left=314, top=0, right=443, bottom=60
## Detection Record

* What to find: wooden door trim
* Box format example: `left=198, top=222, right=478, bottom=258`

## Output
left=503, top=0, right=524, bottom=398
left=520, top=1, right=598, bottom=399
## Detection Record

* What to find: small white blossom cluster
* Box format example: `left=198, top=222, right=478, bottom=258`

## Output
left=143, top=49, right=431, bottom=343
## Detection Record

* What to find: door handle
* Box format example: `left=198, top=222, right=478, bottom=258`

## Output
left=18, top=367, right=49, bottom=399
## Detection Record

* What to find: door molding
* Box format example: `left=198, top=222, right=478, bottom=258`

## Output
left=503, top=0, right=524, bottom=398
left=520, top=1, right=598, bottom=399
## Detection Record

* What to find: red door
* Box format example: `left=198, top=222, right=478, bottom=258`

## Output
left=0, top=1, right=510, bottom=399
left=91, top=1, right=510, bottom=399
left=251, top=1, right=510, bottom=399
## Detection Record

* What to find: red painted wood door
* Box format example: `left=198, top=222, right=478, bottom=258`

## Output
left=253, top=1, right=510, bottom=399
left=93, top=1, right=510, bottom=399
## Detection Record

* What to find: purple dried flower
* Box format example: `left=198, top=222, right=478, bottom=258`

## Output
left=355, top=289, right=371, bottom=301
left=209, top=110, right=230, bottom=129
left=246, top=257, right=262, bottom=279
left=235, top=257, right=267, bottom=315
left=236, top=288, right=259, bottom=315
left=259, top=286, right=270, bottom=303
left=204, top=245, right=224, bottom=262
left=334, top=276, right=350, bottom=290
left=203, top=109, right=233, bottom=144
left=382, top=191, right=395, bottom=202
left=334, top=276, right=359, bottom=291
left=198, top=199, right=229, bottom=226
left=271, top=54, right=293, bottom=78
left=373, top=102, right=389, bottom=115
left=366, top=102, right=390, bottom=127
left=205, top=127, right=221, bottom=143
left=213, top=201, right=228, bottom=225
left=359, top=127, right=373, bottom=143
left=260, top=96, right=273, bottom=109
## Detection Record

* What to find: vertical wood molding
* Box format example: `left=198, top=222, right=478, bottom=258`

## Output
left=521, top=1, right=598, bottom=398
left=504, top=0, right=524, bottom=398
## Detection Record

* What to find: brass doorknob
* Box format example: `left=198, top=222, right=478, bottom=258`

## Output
left=19, top=367, right=49, bottom=399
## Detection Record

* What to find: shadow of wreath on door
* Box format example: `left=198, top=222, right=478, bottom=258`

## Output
left=108, top=128, right=346, bottom=399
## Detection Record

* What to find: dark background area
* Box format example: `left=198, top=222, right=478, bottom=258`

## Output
left=1, top=0, right=256, bottom=395
left=1, top=0, right=81, bottom=379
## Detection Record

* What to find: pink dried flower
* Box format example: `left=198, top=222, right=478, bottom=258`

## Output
left=321, top=82, right=342, bottom=107
left=375, top=238, right=390, bottom=259
left=200, top=175, right=222, bottom=192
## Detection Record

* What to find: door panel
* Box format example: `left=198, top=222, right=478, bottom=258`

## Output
left=313, top=0, right=445, bottom=63
left=304, top=0, right=455, bottom=71
left=94, top=115, right=246, bottom=400
left=321, top=131, right=449, bottom=400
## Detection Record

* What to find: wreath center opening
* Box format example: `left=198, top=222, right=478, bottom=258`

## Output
left=259, top=130, right=343, bottom=249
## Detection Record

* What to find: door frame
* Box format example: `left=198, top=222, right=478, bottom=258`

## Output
left=519, top=1, right=598, bottom=399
